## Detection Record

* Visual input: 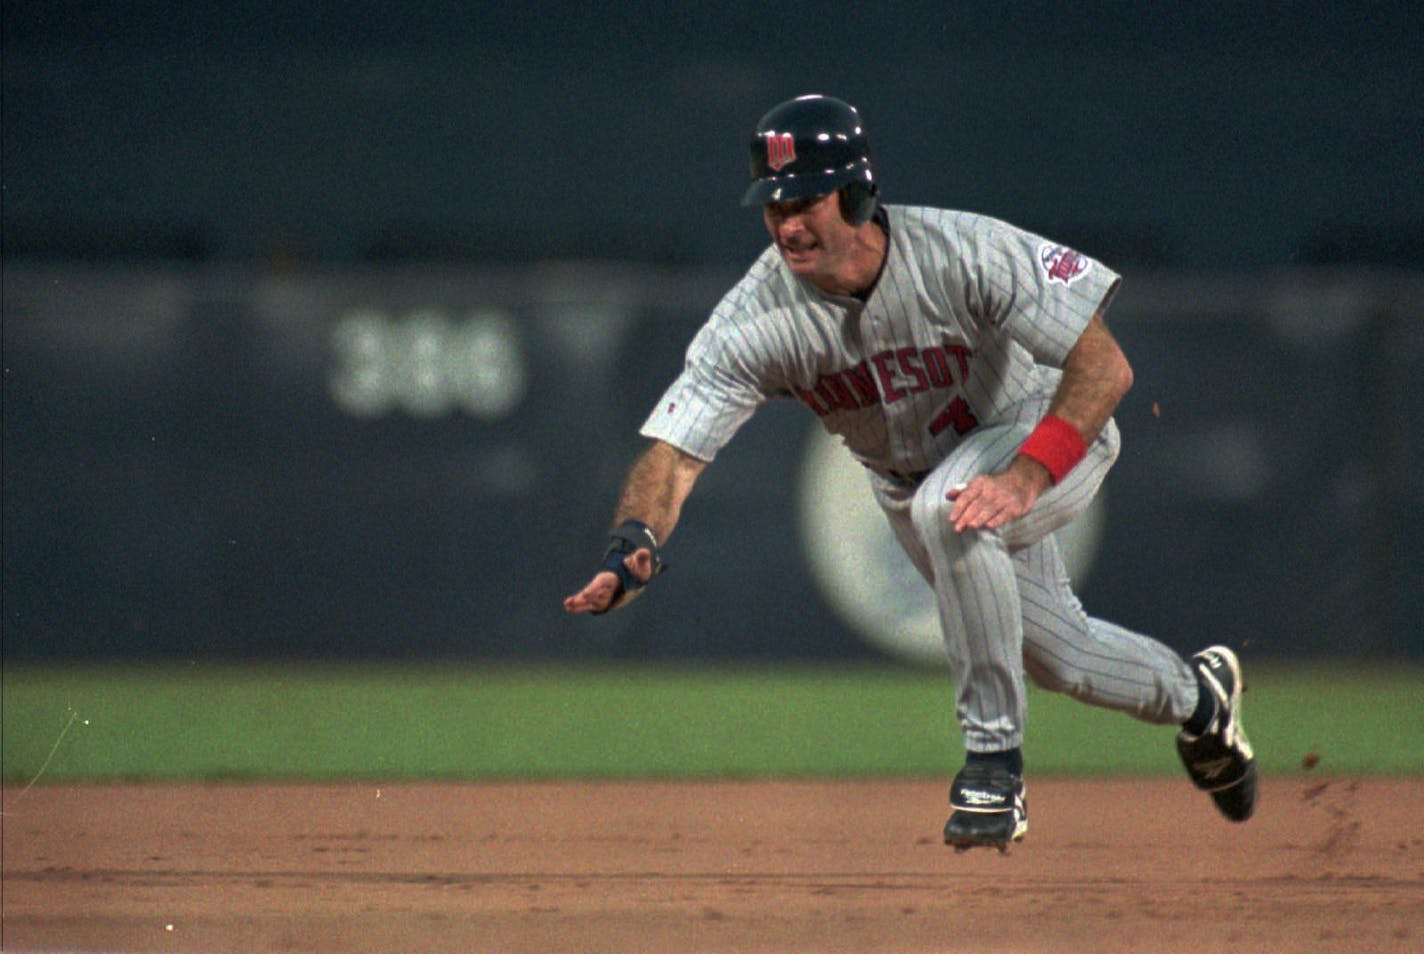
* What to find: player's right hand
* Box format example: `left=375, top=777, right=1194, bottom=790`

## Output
left=562, top=571, right=621, bottom=614
left=562, top=549, right=656, bottom=614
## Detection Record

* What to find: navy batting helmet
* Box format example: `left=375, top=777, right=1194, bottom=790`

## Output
left=741, top=94, right=878, bottom=223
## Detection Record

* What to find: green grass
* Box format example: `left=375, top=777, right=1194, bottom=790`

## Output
left=2, top=661, right=1420, bottom=783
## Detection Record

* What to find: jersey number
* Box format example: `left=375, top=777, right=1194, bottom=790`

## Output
left=928, top=397, right=979, bottom=437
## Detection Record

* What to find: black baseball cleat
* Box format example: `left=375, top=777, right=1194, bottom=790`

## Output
left=942, top=761, right=1027, bottom=853
left=1177, top=645, right=1257, bottom=822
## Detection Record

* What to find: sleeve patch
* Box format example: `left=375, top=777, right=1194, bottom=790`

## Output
left=1038, top=243, right=1092, bottom=285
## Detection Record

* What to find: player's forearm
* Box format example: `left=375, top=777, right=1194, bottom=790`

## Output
left=1046, top=313, right=1133, bottom=442
left=613, top=440, right=706, bottom=543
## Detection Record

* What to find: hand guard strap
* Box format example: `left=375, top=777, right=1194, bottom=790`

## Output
left=593, top=520, right=666, bottom=615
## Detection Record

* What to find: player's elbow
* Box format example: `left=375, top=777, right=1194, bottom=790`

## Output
left=1083, top=347, right=1133, bottom=406
left=1113, top=353, right=1134, bottom=399
left=1097, top=331, right=1134, bottom=401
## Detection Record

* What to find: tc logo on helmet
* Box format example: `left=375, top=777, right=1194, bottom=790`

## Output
left=766, top=133, right=796, bottom=171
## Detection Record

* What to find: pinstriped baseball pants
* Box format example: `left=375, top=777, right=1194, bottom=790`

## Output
left=872, top=420, right=1199, bottom=754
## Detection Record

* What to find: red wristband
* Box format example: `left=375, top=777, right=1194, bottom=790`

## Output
left=1019, top=415, right=1087, bottom=485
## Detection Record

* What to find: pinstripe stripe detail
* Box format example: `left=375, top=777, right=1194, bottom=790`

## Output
left=639, top=205, right=1119, bottom=470
left=636, top=200, right=1194, bottom=754
left=870, top=423, right=1193, bottom=748
left=1014, top=537, right=1198, bottom=724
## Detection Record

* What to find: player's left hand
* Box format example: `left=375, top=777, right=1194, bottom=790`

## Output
left=946, top=456, right=1051, bottom=532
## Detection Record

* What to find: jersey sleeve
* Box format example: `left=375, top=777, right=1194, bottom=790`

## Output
left=638, top=320, right=769, bottom=463
left=957, top=215, right=1122, bottom=367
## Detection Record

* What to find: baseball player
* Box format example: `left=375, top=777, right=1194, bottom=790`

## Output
left=564, top=95, right=1257, bottom=850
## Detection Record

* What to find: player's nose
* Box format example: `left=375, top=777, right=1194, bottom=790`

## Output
left=775, top=214, right=808, bottom=239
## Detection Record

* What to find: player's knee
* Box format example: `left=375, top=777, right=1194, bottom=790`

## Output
left=909, top=476, right=957, bottom=537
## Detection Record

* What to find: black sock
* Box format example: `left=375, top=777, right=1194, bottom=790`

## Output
left=1182, top=679, right=1216, bottom=736
left=966, top=747, right=1023, bottom=776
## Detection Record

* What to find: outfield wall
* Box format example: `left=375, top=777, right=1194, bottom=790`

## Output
left=3, top=263, right=1420, bottom=661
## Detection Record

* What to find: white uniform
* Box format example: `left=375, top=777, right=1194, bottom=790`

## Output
left=642, top=204, right=1197, bottom=754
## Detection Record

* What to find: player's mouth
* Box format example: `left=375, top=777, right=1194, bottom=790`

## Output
left=779, top=237, right=819, bottom=264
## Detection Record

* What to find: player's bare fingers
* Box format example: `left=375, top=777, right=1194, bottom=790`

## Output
left=947, top=481, right=982, bottom=523
left=950, top=501, right=977, bottom=531
left=563, top=589, right=599, bottom=614
left=984, top=492, right=1032, bottom=529
left=568, top=593, right=609, bottom=614
left=564, top=572, right=619, bottom=614
left=953, top=499, right=990, bottom=533
left=973, top=499, right=1003, bottom=529
left=958, top=486, right=1020, bottom=531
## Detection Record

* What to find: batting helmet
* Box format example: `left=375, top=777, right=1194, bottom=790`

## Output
left=741, top=94, right=878, bottom=223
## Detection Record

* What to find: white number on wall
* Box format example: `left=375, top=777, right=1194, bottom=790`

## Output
left=328, top=308, right=527, bottom=420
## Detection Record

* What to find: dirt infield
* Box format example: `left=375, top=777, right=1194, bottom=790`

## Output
left=2, top=777, right=1419, bottom=953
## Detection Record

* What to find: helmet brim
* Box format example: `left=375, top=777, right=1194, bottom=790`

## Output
left=741, top=161, right=873, bottom=207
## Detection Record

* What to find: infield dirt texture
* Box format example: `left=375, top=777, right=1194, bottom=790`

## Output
left=3, top=776, right=1419, bottom=952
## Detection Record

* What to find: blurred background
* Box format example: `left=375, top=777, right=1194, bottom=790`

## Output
left=4, top=2, right=1421, bottom=665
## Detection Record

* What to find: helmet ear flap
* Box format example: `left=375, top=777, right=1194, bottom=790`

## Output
left=839, top=183, right=879, bottom=225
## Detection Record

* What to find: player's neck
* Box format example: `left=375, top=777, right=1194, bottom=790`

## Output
left=808, top=220, right=888, bottom=300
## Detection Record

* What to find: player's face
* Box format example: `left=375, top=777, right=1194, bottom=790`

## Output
left=763, top=192, right=859, bottom=284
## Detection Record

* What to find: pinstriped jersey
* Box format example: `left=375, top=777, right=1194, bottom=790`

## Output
left=640, top=205, right=1121, bottom=474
